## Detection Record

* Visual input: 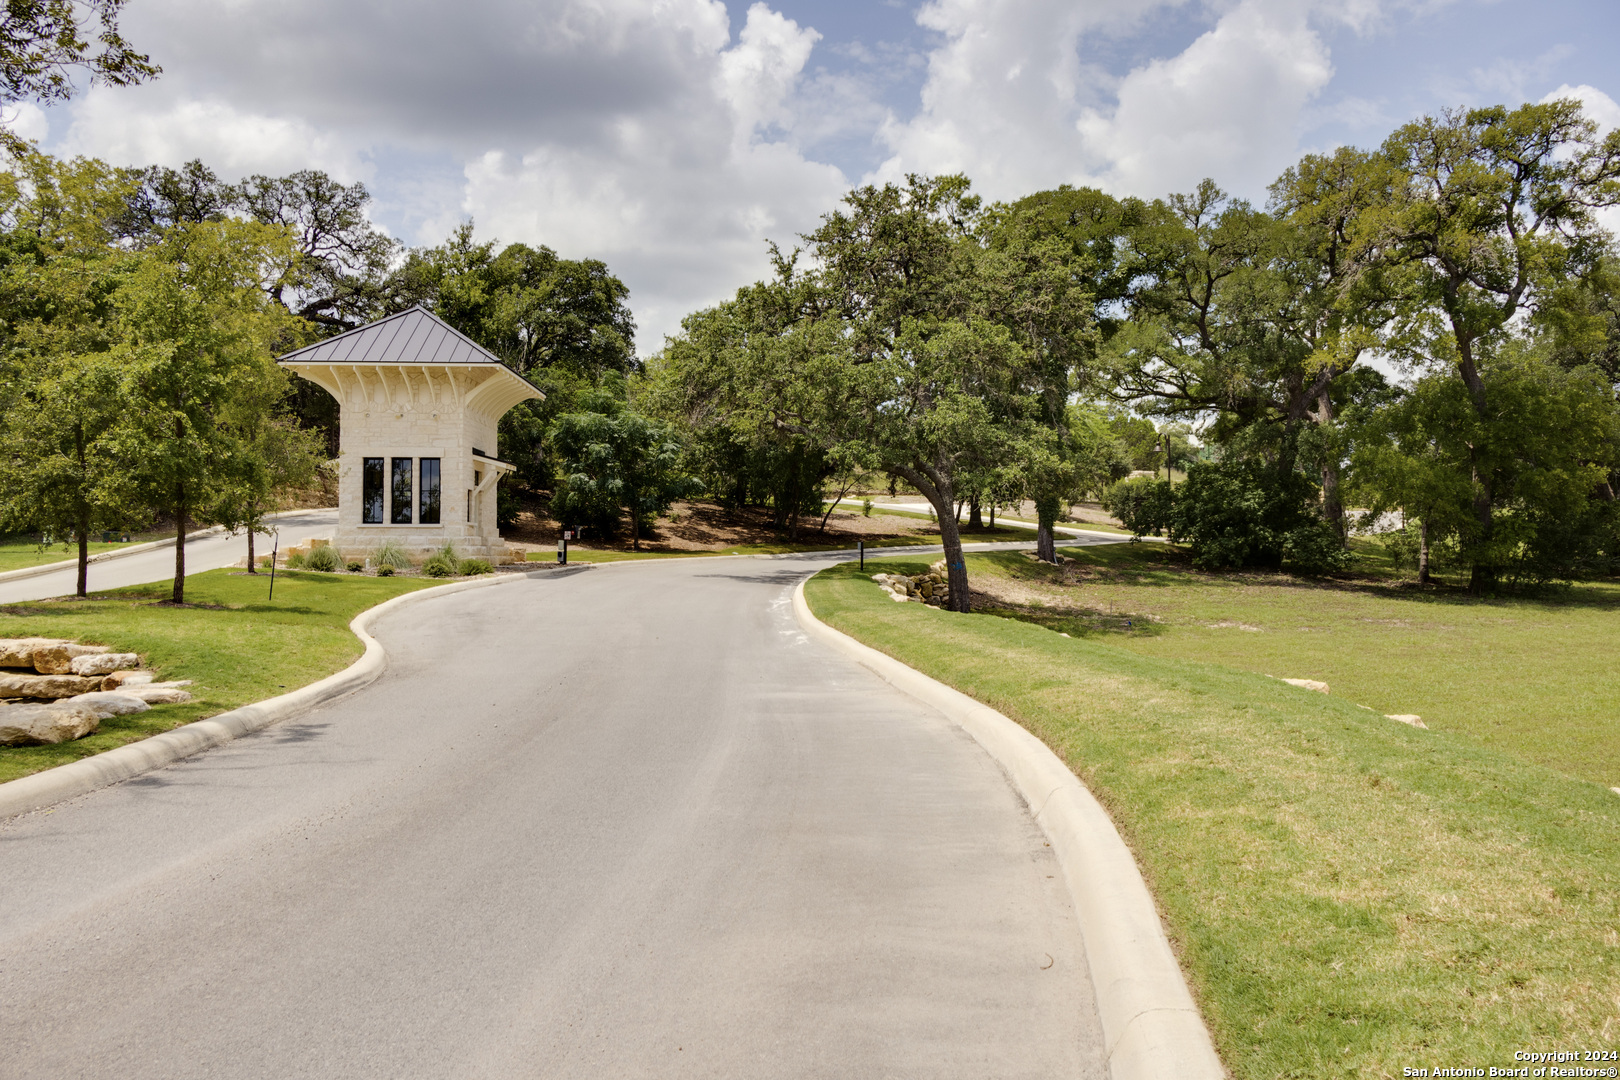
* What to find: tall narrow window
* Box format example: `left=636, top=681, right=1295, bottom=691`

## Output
left=391, top=458, right=413, bottom=524
left=362, top=458, right=384, bottom=524
left=419, top=458, right=441, bottom=524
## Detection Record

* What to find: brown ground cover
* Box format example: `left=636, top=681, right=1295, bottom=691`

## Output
left=500, top=499, right=980, bottom=554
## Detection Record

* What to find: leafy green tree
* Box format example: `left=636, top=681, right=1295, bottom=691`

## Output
left=0, top=150, right=140, bottom=593
left=1364, top=99, right=1620, bottom=590
left=549, top=396, right=694, bottom=550
left=0, top=0, right=159, bottom=151
left=111, top=218, right=299, bottom=603
left=1350, top=348, right=1620, bottom=586
left=384, top=224, right=637, bottom=489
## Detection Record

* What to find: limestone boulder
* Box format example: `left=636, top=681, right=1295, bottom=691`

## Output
left=0, top=701, right=101, bottom=745
left=0, top=638, right=69, bottom=669
left=101, top=670, right=156, bottom=690
left=32, top=642, right=110, bottom=674
left=70, top=652, right=142, bottom=676
left=0, top=672, right=105, bottom=699
left=121, top=681, right=193, bottom=705
left=1386, top=714, right=1427, bottom=729
left=64, top=691, right=151, bottom=720
left=1281, top=678, right=1330, bottom=694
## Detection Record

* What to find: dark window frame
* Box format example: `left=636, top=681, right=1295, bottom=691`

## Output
left=362, top=457, right=384, bottom=524
left=419, top=458, right=441, bottom=525
left=390, top=458, right=413, bottom=524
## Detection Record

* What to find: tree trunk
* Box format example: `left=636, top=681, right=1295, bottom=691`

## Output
left=74, top=423, right=90, bottom=597
left=895, top=466, right=970, bottom=612
left=630, top=505, right=639, bottom=551
left=173, top=484, right=187, bottom=604
left=76, top=511, right=89, bottom=598
left=968, top=497, right=982, bottom=530
left=1417, top=516, right=1430, bottom=585
left=1035, top=496, right=1059, bottom=563
left=1457, top=337, right=1496, bottom=594
left=247, top=526, right=257, bottom=574
left=1313, top=387, right=1345, bottom=542
left=989, top=503, right=995, bottom=529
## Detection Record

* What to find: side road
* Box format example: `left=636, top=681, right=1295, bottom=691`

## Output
left=0, top=550, right=1112, bottom=1079
left=0, top=508, right=339, bottom=605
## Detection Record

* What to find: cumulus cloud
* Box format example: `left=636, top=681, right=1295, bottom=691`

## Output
left=47, top=0, right=850, bottom=349
left=1076, top=0, right=1335, bottom=198
left=871, top=0, right=1343, bottom=202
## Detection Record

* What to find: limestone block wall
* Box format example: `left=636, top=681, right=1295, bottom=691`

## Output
left=302, top=365, right=517, bottom=563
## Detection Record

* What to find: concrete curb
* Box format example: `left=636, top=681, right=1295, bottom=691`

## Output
left=0, top=509, right=332, bottom=586
left=0, top=570, right=525, bottom=820
left=791, top=578, right=1226, bottom=1080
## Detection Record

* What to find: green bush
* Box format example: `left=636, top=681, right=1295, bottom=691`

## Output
left=421, top=542, right=459, bottom=578
left=346, top=561, right=364, bottom=573
left=284, top=550, right=307, bottom=569
left=1170, top=458, right=1350, bottom=575
left=373, top=541, right=411, bottom=570
left=1103, top=477, right=1176, bottom=537
left=305, top=545, right=342, bottom=572
left=376, top=565, right=394, bottom=577
left=458, top=558, right=493, bottom=576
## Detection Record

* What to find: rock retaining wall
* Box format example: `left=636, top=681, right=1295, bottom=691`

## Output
left=0, top=638, right=193, bottom=747
left=872, top=559, right=954, bottom=607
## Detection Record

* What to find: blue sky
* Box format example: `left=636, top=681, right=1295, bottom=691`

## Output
left=19, top=0, right=1620, bottom=348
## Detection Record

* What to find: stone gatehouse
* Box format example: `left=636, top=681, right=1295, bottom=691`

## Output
left=278, top=307, right=542, bottom=563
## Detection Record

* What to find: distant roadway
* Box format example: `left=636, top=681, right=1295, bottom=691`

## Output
left=0, top=509, right=340, bottom=605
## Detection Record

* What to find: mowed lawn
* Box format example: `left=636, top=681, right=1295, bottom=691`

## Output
left=962, top=544, right=1620, bottom=790
left=0, top=537, right=138, bottom=573
left=807, top=554, right=1620, bottom=1079
left=0, top=568, right=434, bottom=784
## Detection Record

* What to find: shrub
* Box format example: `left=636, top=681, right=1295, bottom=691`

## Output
left=421, top=542, right=459, bottom=578
left=458, top=558, right=493, bottom=576
left=1169, top=458, right=1350, bottom=575
left=1102, top=477, right=1176, bottom=537
left=376, top=565, right=394, bottom=577
left=305, top=545, right=342, bottom=572
left=373, top=541, right=411, bottom=570
left=285, top=550, right=307, bottom=569
left=862, top=498, right=873, bottom=517
left=346, top=561, right=364, bottom=573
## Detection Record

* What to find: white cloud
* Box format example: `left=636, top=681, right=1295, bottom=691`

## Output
left=870, top=0, right=1340, bottom=202
left=1544, top=83, right=1620, bottom=133
left=57, top=91, right=372, bottom=181
left=1077, top=0, right=1334, bottom=198
left=3, top=102, right=50, bottom=145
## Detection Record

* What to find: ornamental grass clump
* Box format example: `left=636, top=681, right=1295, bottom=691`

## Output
left=421, top=543, right=460, bottom=578
left=305, top=545, right=342, bottom=573
left=458, top=558, right=492, bottom=576
left=284, top=550, right=306, bottom=569
left=373, top=541, right=411, bottom=570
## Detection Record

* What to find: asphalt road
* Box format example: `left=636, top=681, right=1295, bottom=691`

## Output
left=0, top=546, right=1113, bottom=1078
left=0, top=509, right=340, bottom=605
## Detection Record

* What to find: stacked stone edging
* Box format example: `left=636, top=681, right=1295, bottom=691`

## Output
left=872, top=558, right=954, bottom=606
left=0, top=638, right=192, bottom=747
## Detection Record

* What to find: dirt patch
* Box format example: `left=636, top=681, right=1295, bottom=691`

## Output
left=500, top=499, right=953, bottom=554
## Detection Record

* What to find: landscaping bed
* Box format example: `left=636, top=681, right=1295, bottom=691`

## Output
left=807, top=553, right=1620, bottom=1079
left=0, top=569, right=433, bottom=784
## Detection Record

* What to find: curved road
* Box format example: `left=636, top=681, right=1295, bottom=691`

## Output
left=0, top=509, right=340, bottom=605
left=0, top=549, right=1112, bottom=1078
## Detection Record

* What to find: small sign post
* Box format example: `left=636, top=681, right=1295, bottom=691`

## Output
left=268, top=532, right=279, bottom=600
left=558, top=530, right=569, bottom=565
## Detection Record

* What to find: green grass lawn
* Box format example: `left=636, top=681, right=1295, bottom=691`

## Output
left=0, top=568, right=434, bottom=784
left=961, top=543, right=1620, bottom=789
left=806, top=554, right=1620, bottom=1078
left=0, top=537, right=139, bottom=573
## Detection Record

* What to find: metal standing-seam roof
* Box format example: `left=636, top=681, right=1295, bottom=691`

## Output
left=276, top=306, right=505, bottom=367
